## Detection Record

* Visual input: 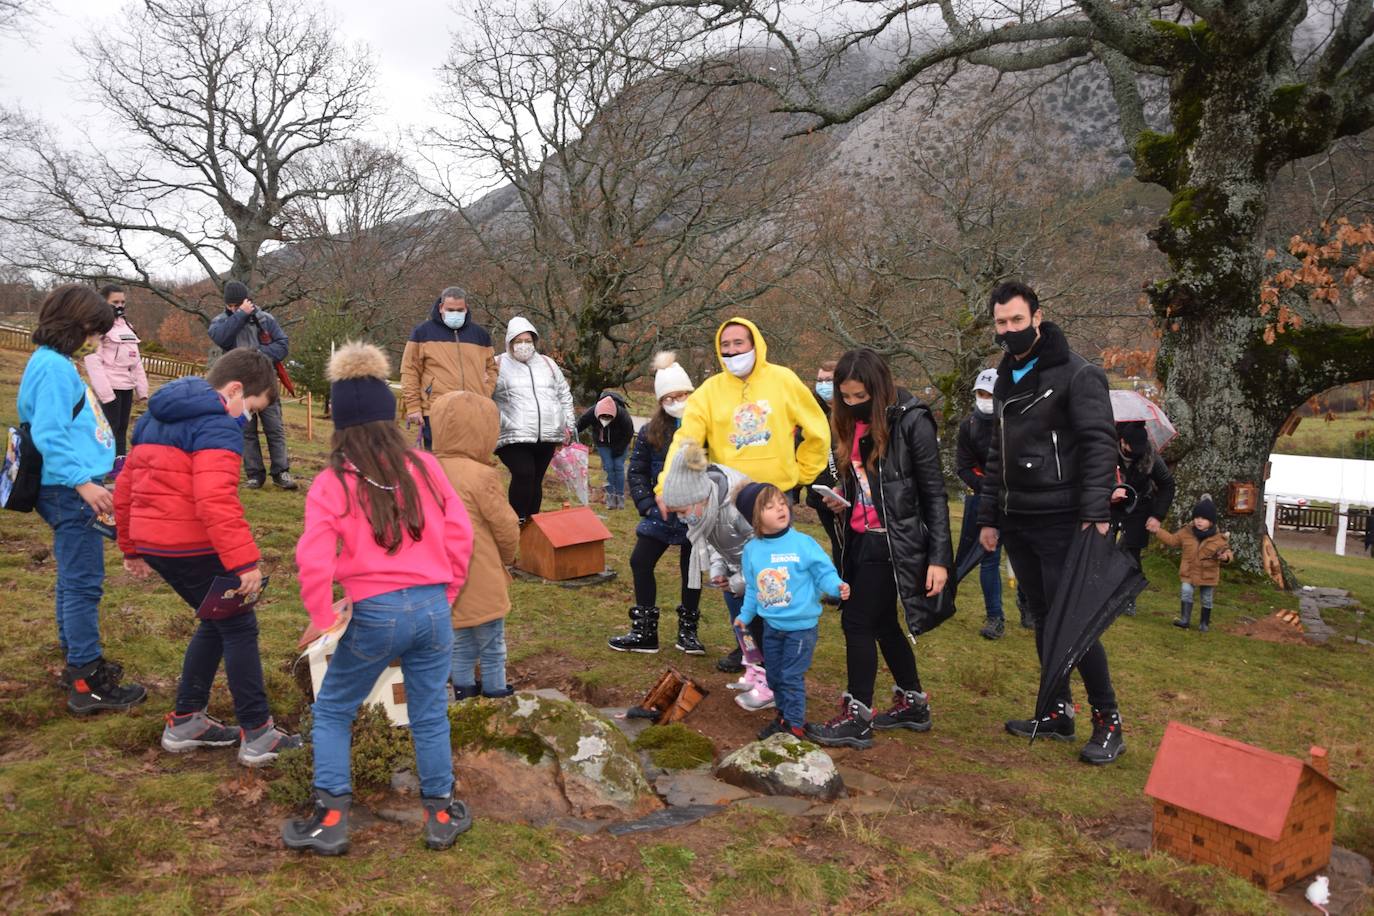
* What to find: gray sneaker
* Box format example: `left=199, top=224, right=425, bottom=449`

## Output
left=238, top=718, right=303, bottom=767
left=161, top=710, right=239, bottom=752
left=272, top=472, right=299, bottom=491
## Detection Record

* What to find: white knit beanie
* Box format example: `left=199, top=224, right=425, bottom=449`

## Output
left=653, top=351, right=694, bottom=401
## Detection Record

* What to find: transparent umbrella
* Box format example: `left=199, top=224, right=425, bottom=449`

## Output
left=1109, top=390, right=1177, bottom=451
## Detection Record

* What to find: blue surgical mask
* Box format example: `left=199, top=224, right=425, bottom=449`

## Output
left=442, top=310, right=466, bottom=330
left=815, top=380, right=833, bottom=402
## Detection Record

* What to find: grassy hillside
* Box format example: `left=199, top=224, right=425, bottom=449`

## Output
left=1, top=347, right=1370, bottom=914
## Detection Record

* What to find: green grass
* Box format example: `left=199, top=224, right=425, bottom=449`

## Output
left=1272, top=413, right=1374, bottom=459
left=1, top=346, right=1370, bottom=913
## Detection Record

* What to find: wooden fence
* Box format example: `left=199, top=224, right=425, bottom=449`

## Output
left=1275, top=503, right=1370, bottom=534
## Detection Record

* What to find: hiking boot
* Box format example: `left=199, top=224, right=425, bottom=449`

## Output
left=1199, top=606, right=1212, bottom=633
left=757, top=717, right=805, bottom=741
left=871, top=687, right=932, bottom=732
left=161, top=710, right=239, bottom=752
left=482, top=685, right=514, bottom=698
left=60, top=656, right=122, bottom=688
left=979, top=617, right=1005, bottom=640
left=716, top=646, right=744, bottom=673
left=452, top=684, right=479, bottom=702
left=735, top=679, right=775, bottom=711
left=422, top=793, right=474, bottom=850
left=282, top=789, right=351, bottom=855
left=272, top=472, right=299, bottom=491
left=674, top=606, right=706, bottom=655
left=1079, top=707, right=1126, bottom=765
left=1006, top=700, right=1076, bottom=741
left=238, top=718, right=303, bottom=767
left=243, top=477, right=264, bottom=489
left=66, top=657, right=147, bottom=715
left=1174, top=601, right=1193, bottom=629
left=608, top=606, right=659, bottom=653
left=805, top=695, right=874, bottom=749
left=1122, top=600, right=1138, bottom=618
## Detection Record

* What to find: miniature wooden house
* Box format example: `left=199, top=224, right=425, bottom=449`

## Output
left=305, top=641, right=409, bottom=727
left=517, top=505, right=612, bottom=580
left=1144, top=721, right=1341, bottom=891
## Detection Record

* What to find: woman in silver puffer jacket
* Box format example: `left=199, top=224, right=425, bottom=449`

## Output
left=492, top=316, right=576, bottom=521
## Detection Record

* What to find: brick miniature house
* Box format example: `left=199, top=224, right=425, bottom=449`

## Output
left=1144, top=721, right=1342, bottom=891
left=516, top=505, right=613, bottom=580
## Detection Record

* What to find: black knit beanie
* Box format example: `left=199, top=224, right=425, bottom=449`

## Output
left=1191, top=496, right=1218, bottom=525
left=224, top=281, right=250, bottom=306
left=734, top=482, right=767, bottom=524
left=329, top=342, right=397, bottom=429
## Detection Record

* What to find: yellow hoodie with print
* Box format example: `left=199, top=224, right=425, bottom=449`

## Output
left=658, top=317, right=830, bottom=494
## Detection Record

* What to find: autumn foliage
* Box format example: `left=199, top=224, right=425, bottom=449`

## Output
left=1260, top=218, right=1374, bottom=344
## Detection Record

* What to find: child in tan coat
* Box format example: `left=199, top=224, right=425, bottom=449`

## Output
left=431, top=390, right=521, bottom=697
left=1154, top=495, right=1233, bottom=632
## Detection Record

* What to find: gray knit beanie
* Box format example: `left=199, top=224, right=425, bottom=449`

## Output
left=661, top=441, right=713, bottom=508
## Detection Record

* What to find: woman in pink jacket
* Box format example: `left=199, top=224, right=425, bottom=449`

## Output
left=284, top=342, right=475, bottom=857
left=84, top=284, right=149, bottom=456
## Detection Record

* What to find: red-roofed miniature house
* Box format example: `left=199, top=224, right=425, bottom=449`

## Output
left=517, top=505, right=613, bottom=580
left=1144, top=721, right=1341, bottom=891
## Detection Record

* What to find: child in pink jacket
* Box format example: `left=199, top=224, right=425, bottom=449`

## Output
left=83, top=284, right=149, bottom=457
left=284, top=342, right=475, bottom=857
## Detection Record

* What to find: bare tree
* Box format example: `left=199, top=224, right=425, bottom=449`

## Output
left=0, top=0, right=374, bottom=323
left=0, top=0, right=38, bottom=36
left=633, top=0, right=1374, bottom=574
left=424, top=0, right=818, bottom=401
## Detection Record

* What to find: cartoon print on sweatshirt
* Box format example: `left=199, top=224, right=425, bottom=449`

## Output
left=730, top=401, right=772, bottom=449
left=85, top=382, right=115, bottom=450
left=756, top=565, right=794, bottom=609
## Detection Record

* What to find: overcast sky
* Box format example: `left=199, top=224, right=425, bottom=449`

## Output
left=0, top=0, right=457, bottom=144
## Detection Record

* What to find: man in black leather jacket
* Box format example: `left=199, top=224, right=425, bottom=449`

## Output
left=976, top=280, right=1126, bottom=766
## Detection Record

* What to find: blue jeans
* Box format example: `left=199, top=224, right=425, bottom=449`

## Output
left=762, top=623, right=818, bottom=728
left=958, top=494, right=1003, bottom=619
left=597, top=446, right=627, bottom=497
left=35, top=485, right=105, bottom=666
left=1180, top=582, right=1214, bottom=608
left=312, top=585, right=455, bottom=798
left=451, top=618, right=507, bottom=694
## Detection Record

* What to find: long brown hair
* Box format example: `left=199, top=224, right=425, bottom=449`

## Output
left=832, top=348, right=898, bottom=476
left=330, top=421, right=444, bottom=553
left=641, top=405, right=677, bottom=451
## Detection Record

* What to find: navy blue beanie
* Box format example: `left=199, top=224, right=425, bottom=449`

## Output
left=328, top=343, right=397, bottom=429
left=734, top=482, right=768, bottom=523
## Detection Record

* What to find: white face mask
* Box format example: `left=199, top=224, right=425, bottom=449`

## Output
left=663, top=400, right=687, bottom=419
left=722, top=351, right=755, bottom=378
left=598, top=416, right=612, bottom=427
left=512, top=341, right=536, bottom=362
left=974, top=397, right=995, bottom=415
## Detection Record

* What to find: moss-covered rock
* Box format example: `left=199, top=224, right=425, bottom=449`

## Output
left=633, top=723, right=716, bottom=770
left=715, top=733, right=844, bottom=800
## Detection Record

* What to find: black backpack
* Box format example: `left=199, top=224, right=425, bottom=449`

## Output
left=2, top=393, right=88, bottom=513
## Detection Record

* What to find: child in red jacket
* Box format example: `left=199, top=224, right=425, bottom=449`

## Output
left=115, top=349, right=301, bottom=766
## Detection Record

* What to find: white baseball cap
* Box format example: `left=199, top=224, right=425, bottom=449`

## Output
left=973, top=368, right=998, bottom=395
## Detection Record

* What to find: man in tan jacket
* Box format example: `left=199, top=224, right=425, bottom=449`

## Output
left=399, top=286, right=499, bottom=449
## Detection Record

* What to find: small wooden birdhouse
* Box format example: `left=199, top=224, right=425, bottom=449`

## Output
left=517, top=504, right=612, bottom=581
left=305, top=640, right=409, bottom=727
left=1144, top=721, right=1342, bottom=891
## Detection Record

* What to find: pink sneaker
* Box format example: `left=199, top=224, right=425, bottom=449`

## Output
left=728, top=663, right=765, bottom=691
left=735, top=678, right=775, bottom=711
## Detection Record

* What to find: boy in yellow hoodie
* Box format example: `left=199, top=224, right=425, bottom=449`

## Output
left=658, top=317, right=830, bottom=504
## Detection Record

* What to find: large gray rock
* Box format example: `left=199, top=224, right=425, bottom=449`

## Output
left=714, top=734, right=844, bottom=801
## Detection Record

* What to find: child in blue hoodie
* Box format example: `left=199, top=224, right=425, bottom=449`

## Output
left=734, top=482, right=848, bottom=739
left=16, top=285, right=146, bottom=714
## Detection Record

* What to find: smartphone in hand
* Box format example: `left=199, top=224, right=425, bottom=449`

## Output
left=810, top=484, right=852, bottom=508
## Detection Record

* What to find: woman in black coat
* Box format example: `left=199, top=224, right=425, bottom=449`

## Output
left=806, top=348, right=953, bottom=750
left=576, top=391, right=635, bottom=509
left=1112, top=421, right=1175, bottom=615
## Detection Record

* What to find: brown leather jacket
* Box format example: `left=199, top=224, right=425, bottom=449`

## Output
left=1156, top=525, right=1232, bottom=586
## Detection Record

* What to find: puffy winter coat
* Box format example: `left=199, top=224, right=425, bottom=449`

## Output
left=698, top=463, right=754, bottom=593
left=84, top=316, right=149, bottom=403
left=833, top=397, right=954, bottom=635
left=431, top=390, right=521, bottom=627
left=207, top=306, right=288, bottom=362
left=399, top=299, right=499, bottom=415
left=492, top=317, right=575, bottom=448
left=1115, top=451, right=1176, bottom=550
left=977, top=322, right=1118, bottom=527
left=628, top=420, right=689, bottom=545
left=114, top=377, right=258, bottom=574
left=1156, top=525, right=1231, bottom=586
left=955, top=411, right=995, bottom=492
left=576, top=391, right=634, bottom=453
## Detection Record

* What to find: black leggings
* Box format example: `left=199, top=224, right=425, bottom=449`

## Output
left=496, top=442, right=558, bottom=520
left=630, top=535, right=701, bottom=613
left=841, top=533, right=920, bottom=708
left=100, top=389, right=134, bottom=457
left=1001, top=522, right=1117, bottom=710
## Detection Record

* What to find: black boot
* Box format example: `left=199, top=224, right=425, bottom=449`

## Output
left=1079, top=707, right=1126, bottom=765
left=871, top=686, right=932, bottom=732
left=1174, top=601, right=1193, bottom=629
left=281, top=789, right=351, bottom=855
left=674, top=606, right=705, bottom=655
left=804, top=694, right=875, bottom=749
left=421, top=793, right=473, bottom=850
left=1016, top=588, right=1034, bottom=629
left=66, top=657, right=147, bottom=715
left=608, top=606, right=660, bottom=653
left=452, top=683, right=479, bottom=702
left=1005, top=699, right=1076, bottom=741
left=715, top=646, right=744, bottom=673
left=1199, top=606, right=1211, bottom=633
left=1122, top=599, right=1138, bottom=618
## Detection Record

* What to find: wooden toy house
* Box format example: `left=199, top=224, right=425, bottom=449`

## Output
left=1144, top=721, right=1341, bottom=891
left=304, top=617, right=409, bottom=727
left=517, top=505, right=612, bottom=581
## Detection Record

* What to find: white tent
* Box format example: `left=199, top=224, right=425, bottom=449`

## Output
left=1265, top=454, right=1374, bottom=555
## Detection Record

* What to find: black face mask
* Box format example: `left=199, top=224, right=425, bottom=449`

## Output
left=849, top=399, right=874, bottom=422
left=995, top=325, right=1038, bottom=356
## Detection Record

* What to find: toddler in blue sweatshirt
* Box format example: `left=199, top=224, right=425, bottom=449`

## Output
left=734, top=483, right=849, bottom=739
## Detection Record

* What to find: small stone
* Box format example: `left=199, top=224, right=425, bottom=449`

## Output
left=714, top=734, right=844, bottom=800
left=835, top=765, right=897, bottom=795
left=529, top=688, right=572, bottom=703
left=654, top=770, right=754, bottom=807
left=390, top=768, right=420, bottom=795
left=600, top=707, right=653, bottom=741
left=832, top=794, right=902, bottom=816
left=606, top=804, right=722, bottom=835
left=734, top=796, right=817, bottom=816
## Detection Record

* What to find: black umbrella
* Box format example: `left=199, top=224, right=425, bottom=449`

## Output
left=953, top=496, right=989, bottom=584
left=1031, top=527, right=1147, bottom=741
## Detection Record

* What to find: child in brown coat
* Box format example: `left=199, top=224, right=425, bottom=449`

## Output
left=431, top=390, right=521, bottom=697
left=1154, top=495, right=1233, bottom=632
